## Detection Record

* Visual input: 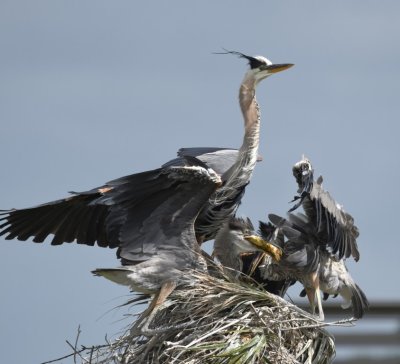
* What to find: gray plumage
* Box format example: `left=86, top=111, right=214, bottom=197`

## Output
left=0, top=160, right=222, bottom=293
left=318, top=254, right=369, bottom=320
left=163, top=147, right=261, bottom=177
left=213, top=216, right=257, bottom=273
left=0, top=51, right=293, bottom=278
left=259, top=214, right=318, bottom=283
left=215, top=217, right=294, bottom=297
left=290, top=157, right=360, bottom=262
left=165, top=53, right=293, bottom=243
left=262, top=213, right=368, bottom=319
left=0, top=52, right=293, bottom=334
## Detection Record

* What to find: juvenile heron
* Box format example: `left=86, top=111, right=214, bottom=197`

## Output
left=290, top=156, right=360, bottom=261
left=254, top=156, right=367, bottom=320
left=213, top=216, right=282, bottom=276
left=262, top=213, right=368, bottom=320
left=214, top=216, right=294, bottom=297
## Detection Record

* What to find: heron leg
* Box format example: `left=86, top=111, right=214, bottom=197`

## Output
left=305, top=287, right=316, bottom=315
left=130, top=280, right=176, bottom=335
left=314, top=278, right=325, bottom=321
left=133, top=280, right=183, bottom=336
left=305, top=272, right=324, bottom=320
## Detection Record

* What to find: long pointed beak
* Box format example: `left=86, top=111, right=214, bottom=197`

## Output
left=264, top=63, right=294, bottom=73
left=244, top=235, right=283, bottom=262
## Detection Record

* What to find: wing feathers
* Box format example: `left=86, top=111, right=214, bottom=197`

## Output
left=350, top=283, right=369, bottom=319
left=0, top=163, right=221, bottom=267
left=0, top=193, right=110, bottom=247
left=290, top=163, right=360, bottom=261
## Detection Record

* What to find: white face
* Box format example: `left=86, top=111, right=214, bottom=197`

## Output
left=242, top=54, right=293, bottom=84
left=252, top=56, right=274, bottom=83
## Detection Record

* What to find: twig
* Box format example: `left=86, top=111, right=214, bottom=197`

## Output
left=74, top=325, right=82, bottom=364
left=66, top=340, right=87, bottom=364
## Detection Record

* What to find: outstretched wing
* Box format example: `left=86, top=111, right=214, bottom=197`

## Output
left=0, top=161, right=222, bottom=264
left=0, top=168, right=166, bottom=247
left=110, top=164, right=222, bottom=264
left=290, top=158, right=360, bottom=262
left=0, top=186, right=115, bottom=246
left=300, top=177, right=360, bottom=261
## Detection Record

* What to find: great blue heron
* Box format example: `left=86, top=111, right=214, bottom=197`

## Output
left=214, top=216, right=294, bottom=297
left=250, top=156, right=367, bottom=320
left=262, top=213, right=368, bottom=320
left=0, top=52, right=292, bottom=331
left=165, top=52, right=293, bottom=242
left=1, top=159, right=222, bottom=332
left=213, top=216, right=282, bottom=275
left=290, top=156, right=360, bottom=262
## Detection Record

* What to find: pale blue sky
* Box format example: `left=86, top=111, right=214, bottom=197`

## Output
left=1, top=1, right=399, bottom=363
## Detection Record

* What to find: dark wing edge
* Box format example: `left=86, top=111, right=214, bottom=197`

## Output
left=115, top=164, right=222, bottom=264
left=0, top=168, right=164, bottom=248
left=0, top=192, right=109, bottom=246
left=289, top=167, right=360, bottom=262
left=350, top=282, right=369, bottom=319
left=306, top=179, right=360, bottom=261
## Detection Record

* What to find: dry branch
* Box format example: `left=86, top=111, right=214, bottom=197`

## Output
left=44, top=265, right=350, bottom=364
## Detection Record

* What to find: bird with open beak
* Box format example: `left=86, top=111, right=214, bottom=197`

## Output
left=213, top=216, right=282, bottom=277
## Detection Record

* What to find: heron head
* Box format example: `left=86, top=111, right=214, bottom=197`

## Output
left=215, top=217, right=259, bottom=253
left=217, top=217, right=282, bottom=261
left=224, top=217, right=257, bottom=252
left=248, top=55, right=294, bottom=83
left=292, top=156, right=313, bottom=190
left=217, top=50, right=293, bottom=83
left=215, top=50, right=293, bottom=85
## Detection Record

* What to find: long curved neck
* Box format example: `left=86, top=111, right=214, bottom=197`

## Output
left=210, top=72, right=261, bottom=205
left=238, top=74, right=261, bottom=168
left=239, top=77, right=259, bottom=129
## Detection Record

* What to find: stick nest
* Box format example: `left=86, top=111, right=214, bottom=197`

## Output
left=55, top=266, right=343, bottom=364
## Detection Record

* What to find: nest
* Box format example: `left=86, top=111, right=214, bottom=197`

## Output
left=51, top=266, right=345, bottom=364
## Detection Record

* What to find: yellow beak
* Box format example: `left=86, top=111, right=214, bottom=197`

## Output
left=244, top=235, right=282, bottom=262
left=264, top=63, right=294, bottom=74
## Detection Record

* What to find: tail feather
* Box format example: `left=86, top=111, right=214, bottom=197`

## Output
left=92, top=268, right=134, bottom=287
left=350, top=283, right=369, bottom=319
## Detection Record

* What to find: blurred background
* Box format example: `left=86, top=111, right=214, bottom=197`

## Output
left=0, top=1, right=399, bottom=363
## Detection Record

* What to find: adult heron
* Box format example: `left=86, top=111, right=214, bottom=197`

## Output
left=1, top=159, right=222, bottom=331
left=0, top=52, right=292, bottom=330
left=165, top=51, right=293, bottom=242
